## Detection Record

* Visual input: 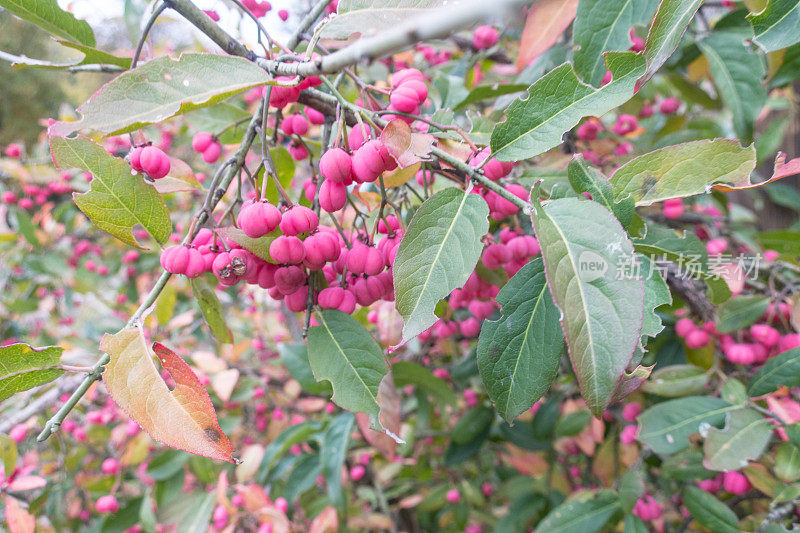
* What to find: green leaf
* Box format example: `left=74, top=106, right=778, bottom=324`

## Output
left=185, top=102, right=251, bottom=144
left=572, top=0, right=660, bottom=85
left=50, top=54, right=270, bottom=136
left=0, top=343, right=64, bottom=402
left=619, top=469, right=645, bottom=513
left=392, top=361, right=457, bottom=406
left=279, top=344, right=332, bottom=396
left=453, top=83, right=528, bottom=111
left=530, top=194, right=644, bottom=416
left=624, top=515, right=649, bottom=533
left=636, top=0, right=705, bottom=90
left=748, top=347, right=800, bottom=397
left=0, top=434, right=18, bottom=476
left=568, top=156, right=635, bottom=229
left=721, top=378, right=748, bottom=405
left=0, top=0, right=95, bottom=46
left=189, top=278, right=233, bottom=344
left=319, top=413, right=355, bottom=509
left=477, top=259, right=564, bottom=422
left=639, top=254, right=672, bottom=341
left=768, top=42, right=800, bottom=88
left=261, top=147, right=296, bottom=206
left=215, top=226, right=280, bottom=263
left=50, top=135, right=171, bottom=248
left=748, top=0, right=800, bottom=52
left=11, top=40, right=131, bottom=70
left=490, top=52, right=645, bottom=162
left=610, top=139, right=757, bottom=206
left=715, top=295, right=769, bottom=334
left=257, top=422, right=322, bottom=483
left=774, top=443, right=800, bottom=482
left=306, top=310, right=389, bottom=422
left=534, top=490, right=620, bottom=533
left=703, top=408, right=772, bottom=471
left=555, top=409, right=592, bottom=437
left=683, top=486, right=740, bottom=533
left=393, top=187, right=489, bottom=343
left=697, top=32, right=767, bottom=142
left=642, top=364, right=710, bottom=397
left=638, top=396, right=734, bottom=454
left=452, top=406, right=494, bottom=444
left=321, top=0, right=448, bottom=39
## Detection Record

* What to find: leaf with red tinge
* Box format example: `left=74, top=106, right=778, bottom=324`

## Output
left=100, top=327, right=235, bottom=463
left=4, top=496, right=35, bottom=533
left=517, top=0, right=579, bottom=72
left=610, top=365, right=654, bottom=403
left=380, top=119, right=435, bottom=168
left=713, top=153, right=800, bottom=192
left=356, top=373, right=402, bottom=459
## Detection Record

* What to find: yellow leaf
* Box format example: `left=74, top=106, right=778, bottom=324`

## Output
left=382, top=162, right=420, bottom=188
left=100, top=327, right=235, bottom=463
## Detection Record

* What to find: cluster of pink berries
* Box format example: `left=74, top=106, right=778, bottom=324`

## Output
left=1, top=173, right=73, bottom=209
left=675, top=307, right=800, bottom=365
left=191, top=132, right=222, bottom=163
left=385, top=68, right=429, bottom=121
left=697, top=470, right=751, bottom=495
left=130, top=145, right=171, bottom=180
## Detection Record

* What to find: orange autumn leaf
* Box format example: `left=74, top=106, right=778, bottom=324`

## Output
left=100, top=327, right=235, bottom=463
left=713, top=152, right=800, bottom=192
left=4, top=496, right=35, bottom=533
left=517, top=0, right=579, bottom=72
left=309, top=506, right=339, bottom=533
left=380, top=119, right=435, bottom=168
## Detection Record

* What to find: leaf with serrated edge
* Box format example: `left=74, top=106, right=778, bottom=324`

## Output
left=573, top=0, right=659, bottom=86
left=697, top=33, right=767, bottom=142
left=49, top=54, right=271, bottom=137
left=100, top=327, right=235, bottom=462
left=477, top=259, right=564, bottom=422
left=490, top=52, right=645, bottom=162
left=610, top=139, right=756, bottom=206
left=0, top=343, right=63, bottom=402
left=639, top=254, right=671, bottom=341
left=306, top=310, right=389, bottom=424
left=748, top=0, right=800, bottom=52
left=0, top=0, right=95, bottom=46
left=703, top=408, right=772, bottom=471
left=321, top=0, right=451, bottom=39
left=393, top=187, right=489, bottom=344
left=530, top=193, right=644, bottom=416
left=517, top=0, right=578, bottom=72
left=636, top=0, right=704, bottom=90
left=50, top=135, right=171, bottom=249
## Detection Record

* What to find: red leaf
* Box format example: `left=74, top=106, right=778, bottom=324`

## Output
left=4, top=496, right=35, bottom=533
left=380, top=119, right=435, bottom=168
left=100, top=327, right=235, bottom=463
left=517, top=0, right=579, bottom=72
left=713, top=152, right=800, bottom=192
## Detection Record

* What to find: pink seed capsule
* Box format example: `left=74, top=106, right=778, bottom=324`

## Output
left=319, top=148, right=354, bottom=184
left=269, top=235, right=306, bottom=264
left=202, top=142, right=222, bottom=164
left=139, top=146, right=171, bottom=179
left=318, top=180, right=348, bottom=213
left=279, top=205, right=319, bottom=236
left=192, top=132, right=214, bottom=153
left=237, top=200, right=282, bottom=238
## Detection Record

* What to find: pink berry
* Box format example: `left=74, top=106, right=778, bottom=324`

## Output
left=350, top=465, right=366, bottom=481
left=303, top=231, right=340, bottom=270
left=446, top=489, right=461, bottom=503
left=622, top=402, right=642, bottom=422
left=460, top=317, right=481, bottom=337
left=139, top=146, right=171, bottom=179
left=577, top=120, right=601, bottom=142
left=96, top=495, right=120, bottom=514
left=705, top=238, right=727, bottom=256
left=347, top=243, right=385, bottom=276
left=306, top=107, right=325, bottom=125
left=9, top=424, right=27, bottom=443
left=202, top=142, right=222, bottom=164
left=659, top=97, right=681, bottom=114
left=318, top=180, right=348, bottom=213
left=237, top=200, right=282, bottom=238
left=204, top=9, right=220, bottom=21
left=192, top=132, right=214, bottom=153
left=392, top=68, right=424, bottom=88
left=102, top=458, right=120, bottom=475
left=472, top=25, right=499, bottom=49
left=723, top=471, right=751, bottom=495
left=274, top=265, right=305, bottom=295
left=351, top=140, right=386, bottom=183
left=620, top=424, right=638, bottom=444
left=275, top=497, right=289, bottom=514
left=685, top=329, right=711, bottom=349
left=279, top=205, right=319, bottom=236
left=613, top=114, right=639, bottom=136
left=724, top=343, right=755, bottom=365
left=269, top=235, right=306, bottom=265
left=675, top=318, right=696, bottom=338
left=319, top=148, right=354, bottom=184
left=663, top=198, right=684, bottom=219
left=750, top=324, right=780, bottom=347
left=278, top=9, right=288, bottom=21
left=389, top=86, right=419, bottom=113
left=1, top=191, right=17, bottom=204
left=5, top=143, right=22, bottom=158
